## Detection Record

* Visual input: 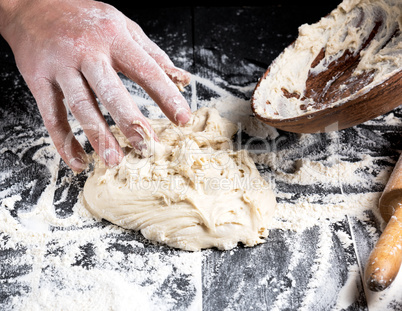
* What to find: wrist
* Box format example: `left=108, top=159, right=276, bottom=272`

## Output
left=0, top=0, right=24, bottom=33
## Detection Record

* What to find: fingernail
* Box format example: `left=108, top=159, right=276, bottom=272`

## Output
left=104, top=148, right=124, bottom=167
left=129, top=127, right=147, bottom=152
left=176, top=109, right=192, bottom=126
left=70, top=157, right=87, bottom=173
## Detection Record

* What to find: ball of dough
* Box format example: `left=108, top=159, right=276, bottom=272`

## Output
left=83, top=107, right=276, bottom=251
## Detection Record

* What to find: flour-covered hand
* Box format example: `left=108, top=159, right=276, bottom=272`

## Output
left=0, top=0, right=192, bottom=172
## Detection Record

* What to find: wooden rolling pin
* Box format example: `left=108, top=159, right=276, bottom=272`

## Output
left=364, top=155, right=402, bottom=291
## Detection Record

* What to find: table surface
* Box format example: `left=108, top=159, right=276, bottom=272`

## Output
left=1, top=2, right=402, bottom=310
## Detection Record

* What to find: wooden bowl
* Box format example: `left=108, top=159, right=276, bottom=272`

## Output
left=251, top=67, right=402, bottom=134
left=251, top=2, right=402, bottom=134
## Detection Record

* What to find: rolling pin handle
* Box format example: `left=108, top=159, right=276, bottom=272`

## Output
left=364, top=205, right=402, bottom=292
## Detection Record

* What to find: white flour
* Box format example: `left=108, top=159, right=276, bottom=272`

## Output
left=0, top=70, right=401, bottom=310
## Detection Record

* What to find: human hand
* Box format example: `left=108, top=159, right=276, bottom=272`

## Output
left=0, top=0, right=192, bottom=172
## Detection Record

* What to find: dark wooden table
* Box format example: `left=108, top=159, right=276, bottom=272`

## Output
left=1, top=2, right=401, bottom=310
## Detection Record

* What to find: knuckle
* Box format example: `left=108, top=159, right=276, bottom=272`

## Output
left=95, top=77, right=122, bottom=104
left=43, top=115, right=66, bottom=133
left=92, top=7, right=126, bottom=41
left=67, top=91, right=90, bottom=115
left=97, top=82, right=121, bottom=104
left=29, top=76, right=54, bottom=96
left=81, top=55, right=124, bottom=106
left=86, top=130, right=102, bottom=147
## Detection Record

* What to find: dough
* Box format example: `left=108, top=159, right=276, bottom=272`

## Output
left=83, top=107, right=276, bottom=251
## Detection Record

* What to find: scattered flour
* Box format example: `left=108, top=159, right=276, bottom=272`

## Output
left=0, top=71, right=401, bottom=310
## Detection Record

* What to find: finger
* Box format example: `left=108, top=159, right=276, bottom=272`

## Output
left=81, top=55, right=156, bottom=152
left=56, top=69, right=124, bottom=167
left=28, top=78, right=87, bottom=172
left=111, top=37, right=192, bottom=126
left=125, top=19, right=191, bottom=90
